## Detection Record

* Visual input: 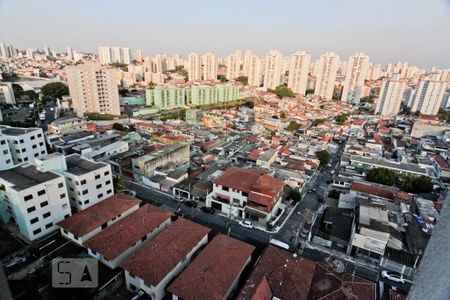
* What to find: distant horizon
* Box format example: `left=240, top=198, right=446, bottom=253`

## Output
left=1, top=0, right=450, bottom=69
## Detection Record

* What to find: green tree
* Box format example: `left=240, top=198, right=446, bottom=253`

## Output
left=269, top=85, right=295, bottom=99
left=315, top=150, right=330, bottom=167
left=312, top=119, right=325, bottom=126
left=286, top=121, right=301, bottom=132
left=334, top=114, right=348, bottom=125
left=41, top=82, right=69, bottom=101
left=236, top=76, right=248, bottom=85
left=112, top=123, right=125, bottom=131
left=289, top=189, right=302, bottom=203
left=114, top=177, right=128, bottom=191
left=366, top=168, right=396, bottom=186
left=438, top=108, right=450, bottom=122
left=400, top=174, right=433, bottom=194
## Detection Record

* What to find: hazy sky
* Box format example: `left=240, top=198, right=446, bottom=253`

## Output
left=1, top=0, right=449, bottom=69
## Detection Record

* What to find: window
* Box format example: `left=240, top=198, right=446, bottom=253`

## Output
left=37, top=133, right=42, bottom=138
left=222, top=186, right=229, bottom=191
left=62, top=203, right=69, bottom=210
left=24, top=194, right=33, bottom=201
left=41, top=150, right=45, bottom=154
left=82, top=190, right=88, bottom=195
left=43, top=212, right=51, bottom=218
left=101, top=223, right=107, bottom=229
left=32, top=144, right=37, bottom=149
left=97, top=193, right=103, bottom=198
left=141, top=236, right=147, bottom=242
left=58, top=183, right=64, bottom=188
left=21, top=148, right=26, bottom=152
left=33, top=228, right=42, bottom=235
left=105, top=180, right=111, bottom=185
left=0, top=140, right=5, bottom=145
left=6, top=159, right=11, bottom=164
left=34, top=153, right=39, bottom=157
left=39, top=142, right=44, bottom=146
left=30, top=217, right=39, bottom=224
left=27, top=206, right=36, bottom=213
left=16, top=149, right=20, bottom=154
left=3, top=150, right=8, bottom=154
left=13, top=141, right=18, bottom=145
left=64, top=214, right=70, bottom=218
left=19, top=139, right=24, bottom=143
left=31, top=136, right=35, bottom=140
left=96, top=184, right=102, bottom=189
left=84, top=200, right=90, bottom=204
left=23, top=157, right=28, bottom=162
left=106, top=189, right=112, bottom=194
left=45, top=223, right=53, bottom=229
left=104, top=171, right=110, bottom=176
left=81, top=179, right=86, bottom=185
left=69, top=187, right=74, bottom=192
left=95, top=174, right=100, bottom=180
left=40, top=201, right=49, bottom=208
left=60, top=193, right=66, bottom=199
left=37, top=189, right=46, bottom=196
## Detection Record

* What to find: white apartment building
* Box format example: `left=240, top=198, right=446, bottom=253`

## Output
left=287, top=51, right=311, bottom=95
left=247, top=54, right=262, bottom=87
left=0, top=163, right=71, bottom=241
left=63, top=154, right=114, bottom=212
left=242, top=49, right=254, bottom=77
left=202, top=52, right=218, bottom=81
left=98, top=46, right=112, bottom=64
left=341, top=52, right=370, bottom=104
left=375, top=75, right=407, bottom=116
left=226, top=50, right=242, bottom=80
left=34, top=153, right=114, bottom=213
left=123, top=48, right=132, bottom=65
left=0, top=126, right=47, bottom=165
left=187, top=52, right=202, bottom=82
left=66, top=62, right=121, bottom=117
left=411, top=74, right=448, bottom=115
left=314, top=52, right=340, bottom=100
left=0, top=135, right=13, bottom=170
left=135, top=49, right=143, bottom=63
left=263, top=50, right=283, bottom=90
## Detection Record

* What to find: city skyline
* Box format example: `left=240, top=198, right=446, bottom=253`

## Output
left=0, top=0, right=450, bottom=69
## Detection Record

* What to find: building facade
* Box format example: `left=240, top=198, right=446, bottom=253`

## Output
left=341, top=52, right=370, bottom=104
left=287, top=51, right=311, bottom=95
left=314, top=52, right=340, bottom=100
left=263, top=50, right=283, bottom=90
left=375, top=75, right=407, bottom=116
left=66, top=62, right=121, bottom=117
left=0, top=126, right=47, bottom=165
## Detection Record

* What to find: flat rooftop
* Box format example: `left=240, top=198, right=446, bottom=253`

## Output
left=65, top=154, right=107, bottom=176
left=0, top=163, right=61, bottom=191
left=0, top=126, right=40, bottom=136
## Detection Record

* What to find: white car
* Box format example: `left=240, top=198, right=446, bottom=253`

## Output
left=381, top=271, right=405, bottom=283
left=238, top=220, right=254, bottom=229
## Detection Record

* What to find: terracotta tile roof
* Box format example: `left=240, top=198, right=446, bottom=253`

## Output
left=121, top=218, right=210, bottom=286
left=56, top=193, right=141, bottom=237
left=433, top=155, right=450, bottom=170
left=214, top=167, right=264, bottom=193
left=351, top=182, right=396, bottom=200
left=84, top=204, right=172, bottom=260
left=167, top=235, right=255, bottom=300
left=248, top=175, right=285, bottom=212
left=247, top=149, right=262, bottom=161
left=239, top=245, right=316, bottom=300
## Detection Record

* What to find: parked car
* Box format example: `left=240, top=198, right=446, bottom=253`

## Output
left=200, top=207, right=215, bottom=214
left=183, top=200, right=197, bottom=208
left=238, top=220, right=254, bottom=229
left=381, top=271, right=405, bottom=283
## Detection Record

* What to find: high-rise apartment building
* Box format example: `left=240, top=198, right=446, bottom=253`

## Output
left=202, top=53, right=218, bottom=81
left=135, top=49, right=143, bottom=63
left=123, top=48, right=132, bottom=65
left=411, top=74, right=448, bottom=115
left=314, top=52, right=340, bottom=100
left=287, top=51, right=311, bottom=95
left=226, top=50, right=241, bottom=80
left=188, top=52, right=202, bottom=81
left=66, top=46, right=73, bottom=61
left=341, top=52, right=370, bottom=104
left=98, top=46, right=112, bottom=64
left=375, top=75, right=407, bottom=116
left=263, top=50, right=283, bottom=90
left=247, top=54, right=262, bottom=87
left=242, top=50, right=254, bottom=77
left=66, top=62, right=120, bottom=117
